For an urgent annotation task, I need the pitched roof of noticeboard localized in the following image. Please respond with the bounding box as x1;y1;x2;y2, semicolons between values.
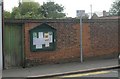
29;23;56;31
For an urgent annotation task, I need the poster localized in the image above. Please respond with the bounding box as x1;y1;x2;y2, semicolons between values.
38;32;43;38
44;32;49;41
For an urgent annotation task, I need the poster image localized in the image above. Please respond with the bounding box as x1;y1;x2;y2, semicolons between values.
44;32;49;41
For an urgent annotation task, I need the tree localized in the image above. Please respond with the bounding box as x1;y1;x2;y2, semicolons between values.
11;2;43;19
40;2;66;19
75;13;89;19
109;0;120;16
4;10;11;18
7;1;66;19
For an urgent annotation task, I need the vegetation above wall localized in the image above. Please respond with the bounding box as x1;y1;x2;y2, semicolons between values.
109;0;120;16
4;1;66;19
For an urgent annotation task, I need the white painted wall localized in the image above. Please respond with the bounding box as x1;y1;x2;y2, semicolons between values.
0;0;2;78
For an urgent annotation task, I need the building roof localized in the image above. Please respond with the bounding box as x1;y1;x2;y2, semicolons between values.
99;16;120;19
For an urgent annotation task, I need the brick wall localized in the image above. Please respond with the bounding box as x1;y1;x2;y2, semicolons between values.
24;21;90;66
89;20;118;59
23;19;118;66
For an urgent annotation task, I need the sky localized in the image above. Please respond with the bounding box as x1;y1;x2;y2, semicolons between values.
3;0;115;17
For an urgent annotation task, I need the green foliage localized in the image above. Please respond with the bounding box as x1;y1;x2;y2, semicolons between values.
38;1;66;19
75;13;89;19
11;7;21;19
4;11;11;18
19;2;40;15
82;14;89;19
109;0;120;16
11;2;43;19
4;1;66;19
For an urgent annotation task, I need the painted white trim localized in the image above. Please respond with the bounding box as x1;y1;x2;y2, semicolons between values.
0;0;2;78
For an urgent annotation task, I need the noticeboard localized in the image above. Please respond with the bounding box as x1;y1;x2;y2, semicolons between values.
29;23;56;52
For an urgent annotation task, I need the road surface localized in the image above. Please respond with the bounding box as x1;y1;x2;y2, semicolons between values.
60;70;118;78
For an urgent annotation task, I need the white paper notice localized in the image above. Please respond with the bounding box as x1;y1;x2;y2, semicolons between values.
33;38;38;45
33;38;45;44
49;35;52;43
45;43;50;47
36;45;42;49
38;32;43;38
33;32;37;38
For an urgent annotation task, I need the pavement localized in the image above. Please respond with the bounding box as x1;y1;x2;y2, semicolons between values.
2;58;118;78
